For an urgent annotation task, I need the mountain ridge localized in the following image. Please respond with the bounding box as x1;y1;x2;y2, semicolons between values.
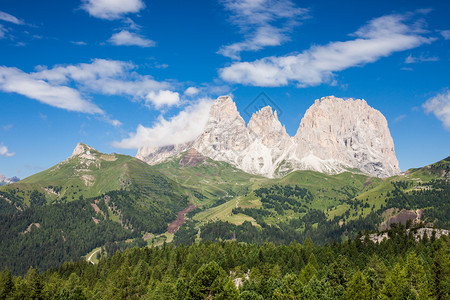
0;173;20;186
137;95;400;178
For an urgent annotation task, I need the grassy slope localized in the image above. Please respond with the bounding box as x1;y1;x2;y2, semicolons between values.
0;145;196;270
151;152;267;207
2;144;448;249
0;146;188;207
171;155;449;232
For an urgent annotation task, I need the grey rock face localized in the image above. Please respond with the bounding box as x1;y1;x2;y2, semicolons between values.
136;141;194;165
294;96;400;177
136;95;401;178
192;96;252;165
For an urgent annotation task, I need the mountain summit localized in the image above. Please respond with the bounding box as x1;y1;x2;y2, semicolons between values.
137;96;400;178
0;173;20;186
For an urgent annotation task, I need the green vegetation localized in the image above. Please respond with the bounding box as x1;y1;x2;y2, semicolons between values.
1;148;449;278
0;226;448;299
0;147;188;275
171;156;449;249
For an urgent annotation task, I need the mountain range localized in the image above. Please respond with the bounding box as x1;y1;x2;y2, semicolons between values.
0;96;448;275
0;173;19;186
137;96;400;178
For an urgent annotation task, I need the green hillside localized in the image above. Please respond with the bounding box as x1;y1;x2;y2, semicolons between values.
1;144;448;275
171;155;449;247
0;143;181;207
0;144;189;274
151;151;266;207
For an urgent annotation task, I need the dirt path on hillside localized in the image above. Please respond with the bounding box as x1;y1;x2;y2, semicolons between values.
88;249;100;264
167;203;197;234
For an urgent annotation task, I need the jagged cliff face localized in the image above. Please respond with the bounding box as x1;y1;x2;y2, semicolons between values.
242;106;295;176
294;96;400;177
192;96;251;164
136;95;401;178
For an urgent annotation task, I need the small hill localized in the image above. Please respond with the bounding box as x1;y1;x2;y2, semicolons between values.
0;143;189;274
0;143;184;207
406;156;450;181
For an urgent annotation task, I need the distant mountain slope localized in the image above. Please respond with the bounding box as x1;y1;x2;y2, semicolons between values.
0;143;189;274
151;149;264;208
0;143;185;207
173;155;449;246
406;156;450;181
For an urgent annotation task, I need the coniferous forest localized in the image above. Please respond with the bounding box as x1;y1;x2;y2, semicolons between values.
0;225;448;299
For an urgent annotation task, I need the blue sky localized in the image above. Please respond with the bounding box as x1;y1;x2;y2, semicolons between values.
0;0;449;178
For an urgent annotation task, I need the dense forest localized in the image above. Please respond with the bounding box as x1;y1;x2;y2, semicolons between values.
0;225;448;299
0;184;187;275
384;179;450;228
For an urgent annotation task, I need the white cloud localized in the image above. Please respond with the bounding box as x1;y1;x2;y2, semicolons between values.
219;0;308;60
0;144;15;157
0;66;103;114
220;13;434;87
113;98;214;149
404;54;438;64
146;90;180;108
2;124;13;131
184;87;200;96
108;30;155;47
0;59;180;120
71;41;87;45
81;0;145;20
441;30;450;40
393;114;407;123
0;11;23;25
101;116;122;127
32;59;171;102
423;90;450;130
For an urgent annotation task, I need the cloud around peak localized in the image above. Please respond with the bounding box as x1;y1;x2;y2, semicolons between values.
113;98;214;149
220;13;435;87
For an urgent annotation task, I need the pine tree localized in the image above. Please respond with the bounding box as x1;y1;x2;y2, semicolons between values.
25;267;43;300
404;252;430;299
187;261;228;299
345;270;371;300
431;241;450;300
0;268;13;299
379;263;415;300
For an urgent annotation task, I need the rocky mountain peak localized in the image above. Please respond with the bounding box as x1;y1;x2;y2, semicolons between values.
0;173;20;186
71;143;95;157
208;95;240;122
193;96;251;163
247;105;287;142
294;96;400;177
136;95;401;178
